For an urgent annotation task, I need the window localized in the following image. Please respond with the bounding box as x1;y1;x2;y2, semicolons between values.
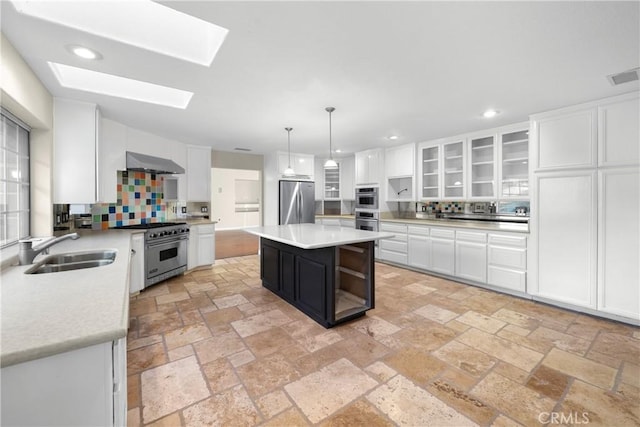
1;110;30;248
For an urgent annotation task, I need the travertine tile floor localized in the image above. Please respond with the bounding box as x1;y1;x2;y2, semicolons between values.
127;255;640;426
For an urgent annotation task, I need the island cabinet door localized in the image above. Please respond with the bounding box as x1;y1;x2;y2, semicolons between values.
280;251;295;300
295;255;329;326
261;244;280;293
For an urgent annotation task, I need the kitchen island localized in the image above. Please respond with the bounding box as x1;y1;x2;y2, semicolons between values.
246;224;395;327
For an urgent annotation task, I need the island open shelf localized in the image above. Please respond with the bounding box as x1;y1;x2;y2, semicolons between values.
246;224;394;327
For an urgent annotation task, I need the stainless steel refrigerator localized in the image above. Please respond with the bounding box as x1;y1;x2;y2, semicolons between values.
279;180;316;225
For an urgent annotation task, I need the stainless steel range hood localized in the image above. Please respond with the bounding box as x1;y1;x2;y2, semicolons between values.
126;151;185;174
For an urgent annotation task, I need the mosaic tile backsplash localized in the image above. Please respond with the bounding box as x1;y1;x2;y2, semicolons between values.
92;171;166;229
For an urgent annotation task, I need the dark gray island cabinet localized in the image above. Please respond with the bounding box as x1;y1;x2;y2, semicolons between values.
246;224;395;327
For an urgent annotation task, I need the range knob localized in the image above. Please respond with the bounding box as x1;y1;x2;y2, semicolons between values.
149;233;156;238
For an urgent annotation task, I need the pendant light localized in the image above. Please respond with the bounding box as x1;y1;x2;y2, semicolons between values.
324;107;338;169
283;127;295;176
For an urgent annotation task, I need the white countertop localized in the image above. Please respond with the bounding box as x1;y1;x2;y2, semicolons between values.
0;230;133;367
246;224;395;249
380;217;529;233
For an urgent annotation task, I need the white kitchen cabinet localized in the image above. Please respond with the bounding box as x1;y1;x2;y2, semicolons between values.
598;95;639;167
340;218;355;228
417;143;441;200
385;143;415;178
187;145;211;202
97;118;126;203
597;167;640;319
430;227;455;276
278;152;314;179
385;144;415;202
53;98;98;204
530;92;639;323
340;156;355;200
468;134;496;199
1;338;126;426
455;230;487;283
407;225;430;270
314;158;325;200
324;161;341;199
378;222;408;265
442;140;465;199
531;170;598;309
188;223;216;270
499;127;529;198
487;233;527;292
533;107;596;171
355;148;383;186
129;233;145;294
322;218;341;227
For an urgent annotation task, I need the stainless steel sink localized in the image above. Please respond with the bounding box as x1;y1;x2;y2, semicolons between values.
25;250;117;274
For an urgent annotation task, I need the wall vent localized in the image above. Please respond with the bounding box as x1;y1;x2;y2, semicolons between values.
607;68;639;86
234;147;252;152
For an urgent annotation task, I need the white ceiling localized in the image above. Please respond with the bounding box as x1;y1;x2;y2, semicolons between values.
2;1;639;157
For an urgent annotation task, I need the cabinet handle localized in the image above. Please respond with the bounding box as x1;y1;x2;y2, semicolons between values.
131;249;136;255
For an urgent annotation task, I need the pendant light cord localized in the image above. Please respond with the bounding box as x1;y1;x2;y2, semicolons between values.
326;107;335;161
285;127;293;168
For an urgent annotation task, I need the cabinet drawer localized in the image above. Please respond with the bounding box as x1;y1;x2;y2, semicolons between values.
488;266;526;292
196;223;215;234
488;234;527;248
379;248;408;265
340;219;355;228
380;222;408;233
456;230;487;243
430;228;455;239
380;239;408;253
488;246;526;269
407;225;429;236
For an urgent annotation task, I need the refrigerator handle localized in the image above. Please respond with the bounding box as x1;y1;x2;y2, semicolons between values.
299;187;303;222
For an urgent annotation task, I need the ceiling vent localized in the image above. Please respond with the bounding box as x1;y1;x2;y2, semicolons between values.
234;147;252;152
607;68;640;86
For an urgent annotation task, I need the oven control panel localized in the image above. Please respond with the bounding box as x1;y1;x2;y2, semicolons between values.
146;225;190;240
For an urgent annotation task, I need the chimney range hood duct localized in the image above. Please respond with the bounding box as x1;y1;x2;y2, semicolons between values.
126;151;185;174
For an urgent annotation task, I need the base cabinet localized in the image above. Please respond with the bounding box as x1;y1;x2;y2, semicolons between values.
260;238;374;327
597;167;640;318
188;223;216;270
455;231;487;283
430;228;455;276
1;338;126;426
129;233;145;294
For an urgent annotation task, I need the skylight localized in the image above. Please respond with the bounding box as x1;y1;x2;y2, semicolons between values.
12;0;228;66
49;62;193;109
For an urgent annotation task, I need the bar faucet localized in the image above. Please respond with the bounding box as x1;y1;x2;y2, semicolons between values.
18;233;80;265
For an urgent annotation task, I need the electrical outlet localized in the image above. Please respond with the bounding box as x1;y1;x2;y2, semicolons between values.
181;206;187;214
201;206;208;213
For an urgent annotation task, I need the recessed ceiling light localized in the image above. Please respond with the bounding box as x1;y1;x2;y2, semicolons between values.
12;0;228;66
48;62;193;109
66;45;102;60
388;135;399;140
335;149;342;153
483;109;499;118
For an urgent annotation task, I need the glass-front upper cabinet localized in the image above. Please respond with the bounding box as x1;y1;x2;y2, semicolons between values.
443;140;465;199
469;135;496;198
421;145;440;199
500;129;529;198
324;162;340;199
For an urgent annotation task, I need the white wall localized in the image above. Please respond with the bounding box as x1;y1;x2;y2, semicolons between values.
1;33;54;237
211;168;261;229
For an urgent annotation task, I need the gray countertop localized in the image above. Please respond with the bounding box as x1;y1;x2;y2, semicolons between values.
0;230;134;367
246;224;395;249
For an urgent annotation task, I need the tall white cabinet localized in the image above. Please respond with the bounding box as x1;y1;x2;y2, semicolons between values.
530;91;639;323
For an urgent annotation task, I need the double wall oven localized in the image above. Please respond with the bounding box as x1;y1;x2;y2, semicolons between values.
118;222;189;288
355;187;380;232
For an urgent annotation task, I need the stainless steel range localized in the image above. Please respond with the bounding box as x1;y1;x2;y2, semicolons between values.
118;222;189;288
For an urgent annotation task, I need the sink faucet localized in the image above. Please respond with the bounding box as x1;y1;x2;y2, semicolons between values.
18;233;80;265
